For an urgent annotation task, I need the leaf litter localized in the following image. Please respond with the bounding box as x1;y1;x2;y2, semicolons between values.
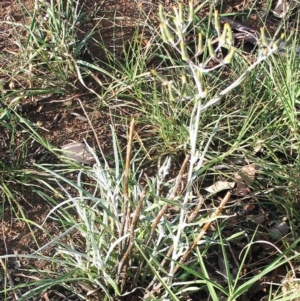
197;161;298;300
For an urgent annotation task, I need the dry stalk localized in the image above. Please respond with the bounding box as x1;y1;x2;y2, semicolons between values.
118;188;147;292
187;192;205;223
173;191;232;273
75;97;107;164
134;129;152;160
146;154;190;246
145;192;205;291
141;154;190;289
117;118;135;291
119;118;135;241
145;191;232;299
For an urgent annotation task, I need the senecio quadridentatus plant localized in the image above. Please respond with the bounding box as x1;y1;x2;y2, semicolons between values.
152;2;295;111
149;2;296;286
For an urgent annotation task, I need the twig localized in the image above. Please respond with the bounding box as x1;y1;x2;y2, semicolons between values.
227;242;240;271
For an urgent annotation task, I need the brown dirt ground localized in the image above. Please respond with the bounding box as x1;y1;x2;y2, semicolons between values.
0;0;297;300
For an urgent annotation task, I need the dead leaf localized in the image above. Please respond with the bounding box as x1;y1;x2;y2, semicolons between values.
232;164;257;196
248;213;266;225
272;0;289;18
61;142;95;165
268;220;289;239
243;203;255;213
204;181;235;194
